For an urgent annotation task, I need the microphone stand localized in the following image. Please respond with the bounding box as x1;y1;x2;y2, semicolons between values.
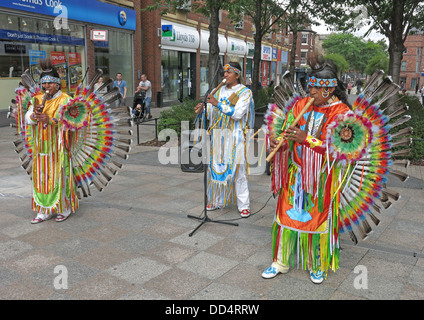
187;56;239;237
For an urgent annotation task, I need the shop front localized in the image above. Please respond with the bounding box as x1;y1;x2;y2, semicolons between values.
261;44;272;87
245;41;254;87
0;0;136;124
161;20;199;104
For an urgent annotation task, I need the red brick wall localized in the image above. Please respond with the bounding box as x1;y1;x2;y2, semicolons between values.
400;33;424;90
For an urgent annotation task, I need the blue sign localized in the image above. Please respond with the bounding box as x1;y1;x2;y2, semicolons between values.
281;50;288;64
272;48;278;61
29;50;46;65
0;0;136;30
0;29;85;45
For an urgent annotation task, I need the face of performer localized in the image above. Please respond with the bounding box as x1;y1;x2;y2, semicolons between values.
309;86;335;106
224;69;240;88
44;82;60;97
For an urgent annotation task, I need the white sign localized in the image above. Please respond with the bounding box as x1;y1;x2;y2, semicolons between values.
200;29;227;54
227;37;246;57
161;20;199;52
91;30;107;41
261;45;272;61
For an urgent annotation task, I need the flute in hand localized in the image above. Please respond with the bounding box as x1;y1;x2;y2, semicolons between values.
266;97;315;162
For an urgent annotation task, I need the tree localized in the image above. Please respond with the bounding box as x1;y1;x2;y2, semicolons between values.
143;0;230;88
227;0;288;96
322;33;388;74
314;0;424;86
365;53;389;75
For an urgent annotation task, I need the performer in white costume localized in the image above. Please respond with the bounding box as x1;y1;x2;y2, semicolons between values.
195;62;255;218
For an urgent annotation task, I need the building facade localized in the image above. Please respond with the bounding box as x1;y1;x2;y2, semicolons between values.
0;0;139;125
400;31;424;91
139;3;292;107
1;0;313;125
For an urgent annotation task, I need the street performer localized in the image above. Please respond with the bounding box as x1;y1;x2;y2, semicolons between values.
194;61;255;218
25;59;78;223
262;56;350;283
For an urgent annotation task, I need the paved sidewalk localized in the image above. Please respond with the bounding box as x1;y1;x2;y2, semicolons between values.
1;109;424;302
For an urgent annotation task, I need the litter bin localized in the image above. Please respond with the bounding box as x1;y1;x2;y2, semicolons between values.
156;91;163;108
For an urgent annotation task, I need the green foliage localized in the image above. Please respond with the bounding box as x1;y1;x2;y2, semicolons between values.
158;98;200;136
388;95;424;162
324;53;349;75
365;53;389;75
253;88;273;111
322;33;388;73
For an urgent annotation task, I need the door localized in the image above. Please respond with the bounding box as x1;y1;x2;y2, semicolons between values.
178;52;192;101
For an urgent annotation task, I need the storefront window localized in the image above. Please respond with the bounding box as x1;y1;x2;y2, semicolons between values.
94;30;133;96
200;54;209;96
0;13;85;108
161;49;179;103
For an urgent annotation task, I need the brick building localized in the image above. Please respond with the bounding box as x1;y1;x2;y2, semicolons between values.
137;1;294;106
0;0;314;124
400;30;424;91
0;0;138;125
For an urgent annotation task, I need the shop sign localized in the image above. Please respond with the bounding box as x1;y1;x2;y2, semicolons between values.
0;0;136;30
161;25;174;38
161;20;199;51
91;30;108;41
0;29;84;45
272;48;278;61
281;50;288;64
200;29;226;54
261;45;272;61
227;37;246;57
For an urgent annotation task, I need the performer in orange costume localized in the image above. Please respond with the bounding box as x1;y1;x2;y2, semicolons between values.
262;57;350;284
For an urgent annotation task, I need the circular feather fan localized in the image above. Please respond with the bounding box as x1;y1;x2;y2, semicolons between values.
60;99;92;130
327;111;374;163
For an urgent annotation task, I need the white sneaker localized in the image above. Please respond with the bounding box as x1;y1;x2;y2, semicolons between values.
262;262;289;279
310;269;325;284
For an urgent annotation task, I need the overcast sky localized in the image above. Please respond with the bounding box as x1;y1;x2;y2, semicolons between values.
312;20;387;43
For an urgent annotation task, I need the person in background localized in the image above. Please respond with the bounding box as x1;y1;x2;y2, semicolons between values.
113;73;127;107
139;74;152;119
421;84;424;106
347;82;352;94
94;76;107;94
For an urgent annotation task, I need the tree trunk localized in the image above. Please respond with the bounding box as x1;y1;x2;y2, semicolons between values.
251;0;263;97
289;29;298;83
208;3;221;89
386;0;406;111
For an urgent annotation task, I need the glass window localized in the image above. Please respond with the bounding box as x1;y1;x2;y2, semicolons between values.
401;61;407;71
200;54;209;96
95;30;133;96
161;49;179;102
0;12;86;109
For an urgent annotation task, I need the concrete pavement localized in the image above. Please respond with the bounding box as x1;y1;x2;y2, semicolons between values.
0;105;424;303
